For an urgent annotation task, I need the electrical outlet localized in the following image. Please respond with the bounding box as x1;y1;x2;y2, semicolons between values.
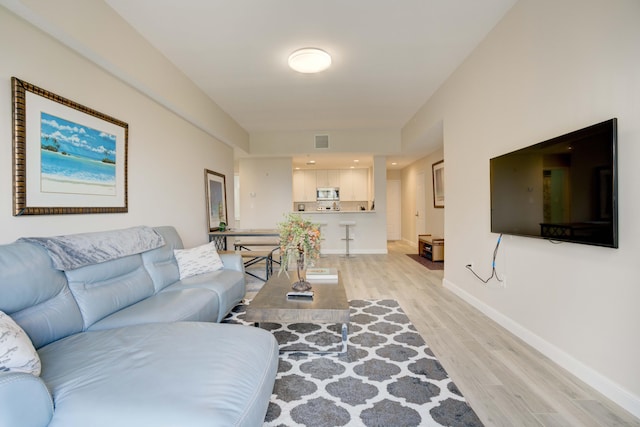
500;275;507;287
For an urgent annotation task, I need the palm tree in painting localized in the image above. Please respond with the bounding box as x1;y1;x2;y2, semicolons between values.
41;135;61;153
101;146;115;164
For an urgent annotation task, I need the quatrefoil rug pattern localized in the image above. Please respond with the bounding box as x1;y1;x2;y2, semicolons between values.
223;299;483;427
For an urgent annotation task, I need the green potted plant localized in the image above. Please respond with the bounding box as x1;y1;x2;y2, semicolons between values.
277;213;321;291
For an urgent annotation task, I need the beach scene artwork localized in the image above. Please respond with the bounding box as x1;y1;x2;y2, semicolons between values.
40;112;117;196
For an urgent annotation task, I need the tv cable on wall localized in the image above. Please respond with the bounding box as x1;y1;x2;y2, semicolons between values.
466;234;503;285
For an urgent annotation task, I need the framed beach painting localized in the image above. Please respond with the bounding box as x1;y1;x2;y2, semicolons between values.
11;77;128;215
205;169;228;231
432;160;444;208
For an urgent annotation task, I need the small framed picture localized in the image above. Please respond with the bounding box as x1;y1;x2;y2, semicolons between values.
432;160;444;208
205;169;228;231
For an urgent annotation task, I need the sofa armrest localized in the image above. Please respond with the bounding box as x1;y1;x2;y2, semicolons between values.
0;372;53;427
219;253;244;273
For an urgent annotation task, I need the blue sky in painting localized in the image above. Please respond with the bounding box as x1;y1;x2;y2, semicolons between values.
40;112;116;162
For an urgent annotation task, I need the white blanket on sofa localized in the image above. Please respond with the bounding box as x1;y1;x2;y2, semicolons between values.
19;226;165;271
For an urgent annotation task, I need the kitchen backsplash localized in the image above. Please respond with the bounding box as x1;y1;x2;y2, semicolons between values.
293;201;369;212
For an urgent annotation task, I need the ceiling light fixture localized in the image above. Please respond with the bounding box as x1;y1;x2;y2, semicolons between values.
288;48;332;74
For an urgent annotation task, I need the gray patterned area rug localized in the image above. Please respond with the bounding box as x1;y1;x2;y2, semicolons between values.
223;299;484;427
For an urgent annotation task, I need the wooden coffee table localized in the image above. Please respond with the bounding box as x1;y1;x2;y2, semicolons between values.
245;270;350;354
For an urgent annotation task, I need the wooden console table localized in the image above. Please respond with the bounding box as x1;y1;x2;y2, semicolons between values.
418;234;444;262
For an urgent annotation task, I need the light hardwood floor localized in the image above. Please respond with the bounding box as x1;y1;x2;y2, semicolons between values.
294;241;639;427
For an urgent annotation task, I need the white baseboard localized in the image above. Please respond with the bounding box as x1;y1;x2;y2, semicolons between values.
402;237;417;246
443;278;640;419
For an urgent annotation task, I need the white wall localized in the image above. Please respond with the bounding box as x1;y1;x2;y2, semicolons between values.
400;148;445;244
371;155;388;251
238;157;293;228
240;156;388;253
250;129;400;156
0;0;249;151
403;0;640;416
0;6;237;247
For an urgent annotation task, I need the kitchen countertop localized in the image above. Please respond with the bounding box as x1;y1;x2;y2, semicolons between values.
294;210;375;214
286;209;386;254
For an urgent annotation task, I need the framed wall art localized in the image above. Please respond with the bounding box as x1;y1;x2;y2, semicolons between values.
12;77;128;215
205;169;228;231
432;159;445;208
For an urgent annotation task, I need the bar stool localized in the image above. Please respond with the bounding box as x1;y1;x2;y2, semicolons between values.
339;221;356;257
317;221;328;257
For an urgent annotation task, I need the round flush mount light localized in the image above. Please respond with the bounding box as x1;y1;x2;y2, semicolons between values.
288;48;332;73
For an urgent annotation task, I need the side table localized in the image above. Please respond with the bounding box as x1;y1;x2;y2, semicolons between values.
418;234;444;262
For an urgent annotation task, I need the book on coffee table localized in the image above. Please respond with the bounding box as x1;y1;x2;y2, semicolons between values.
286;291;314;301
306;267;338;282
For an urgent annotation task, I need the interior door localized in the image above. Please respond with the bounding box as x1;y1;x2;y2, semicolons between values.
386;180;401;240
416;172;426;238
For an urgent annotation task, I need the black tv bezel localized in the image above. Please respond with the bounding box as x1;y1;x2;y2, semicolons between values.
489;118;618;248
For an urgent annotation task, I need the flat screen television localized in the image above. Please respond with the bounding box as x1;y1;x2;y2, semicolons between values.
490;118;618;248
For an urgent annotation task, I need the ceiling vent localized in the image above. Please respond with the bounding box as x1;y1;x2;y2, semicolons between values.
315;134;329;149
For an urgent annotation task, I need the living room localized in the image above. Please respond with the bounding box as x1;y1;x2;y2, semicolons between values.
1;0;638;425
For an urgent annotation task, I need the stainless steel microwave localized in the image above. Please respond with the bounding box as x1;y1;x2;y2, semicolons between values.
316;187;339;201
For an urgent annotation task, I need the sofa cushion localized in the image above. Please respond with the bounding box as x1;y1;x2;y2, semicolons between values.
39;322;279;427
0;311;41;376
162;269;245;322
174;242;224;279
141;226;183;292
0;242;83;349
10;287;85;350
88;288;219;331
0;242;68;314
142;227;245;293
65;254;156;330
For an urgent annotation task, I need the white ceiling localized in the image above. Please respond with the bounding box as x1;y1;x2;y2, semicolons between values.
105;0;516;167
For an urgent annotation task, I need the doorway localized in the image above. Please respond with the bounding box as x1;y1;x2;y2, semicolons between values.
416;172;426;237
386;180;401;240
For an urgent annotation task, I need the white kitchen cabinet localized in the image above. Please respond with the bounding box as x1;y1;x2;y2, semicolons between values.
339;169;368;201
293;170;317;201
316;169;340;187
329;170;340;187
352;168;368;201
339;170;354;201
303;170;317;201
292;170;305;201
295;168;367;202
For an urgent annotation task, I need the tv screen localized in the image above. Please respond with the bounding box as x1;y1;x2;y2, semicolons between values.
490;118;618;248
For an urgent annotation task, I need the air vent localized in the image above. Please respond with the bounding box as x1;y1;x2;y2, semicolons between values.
315;134;329;149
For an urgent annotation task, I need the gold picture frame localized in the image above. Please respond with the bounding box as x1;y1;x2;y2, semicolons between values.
12;77;128;215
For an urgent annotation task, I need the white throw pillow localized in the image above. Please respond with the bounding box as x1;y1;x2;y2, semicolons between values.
174;242;224;280
0;311;41;376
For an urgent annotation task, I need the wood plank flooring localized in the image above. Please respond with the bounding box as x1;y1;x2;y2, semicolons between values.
298;241;640;426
